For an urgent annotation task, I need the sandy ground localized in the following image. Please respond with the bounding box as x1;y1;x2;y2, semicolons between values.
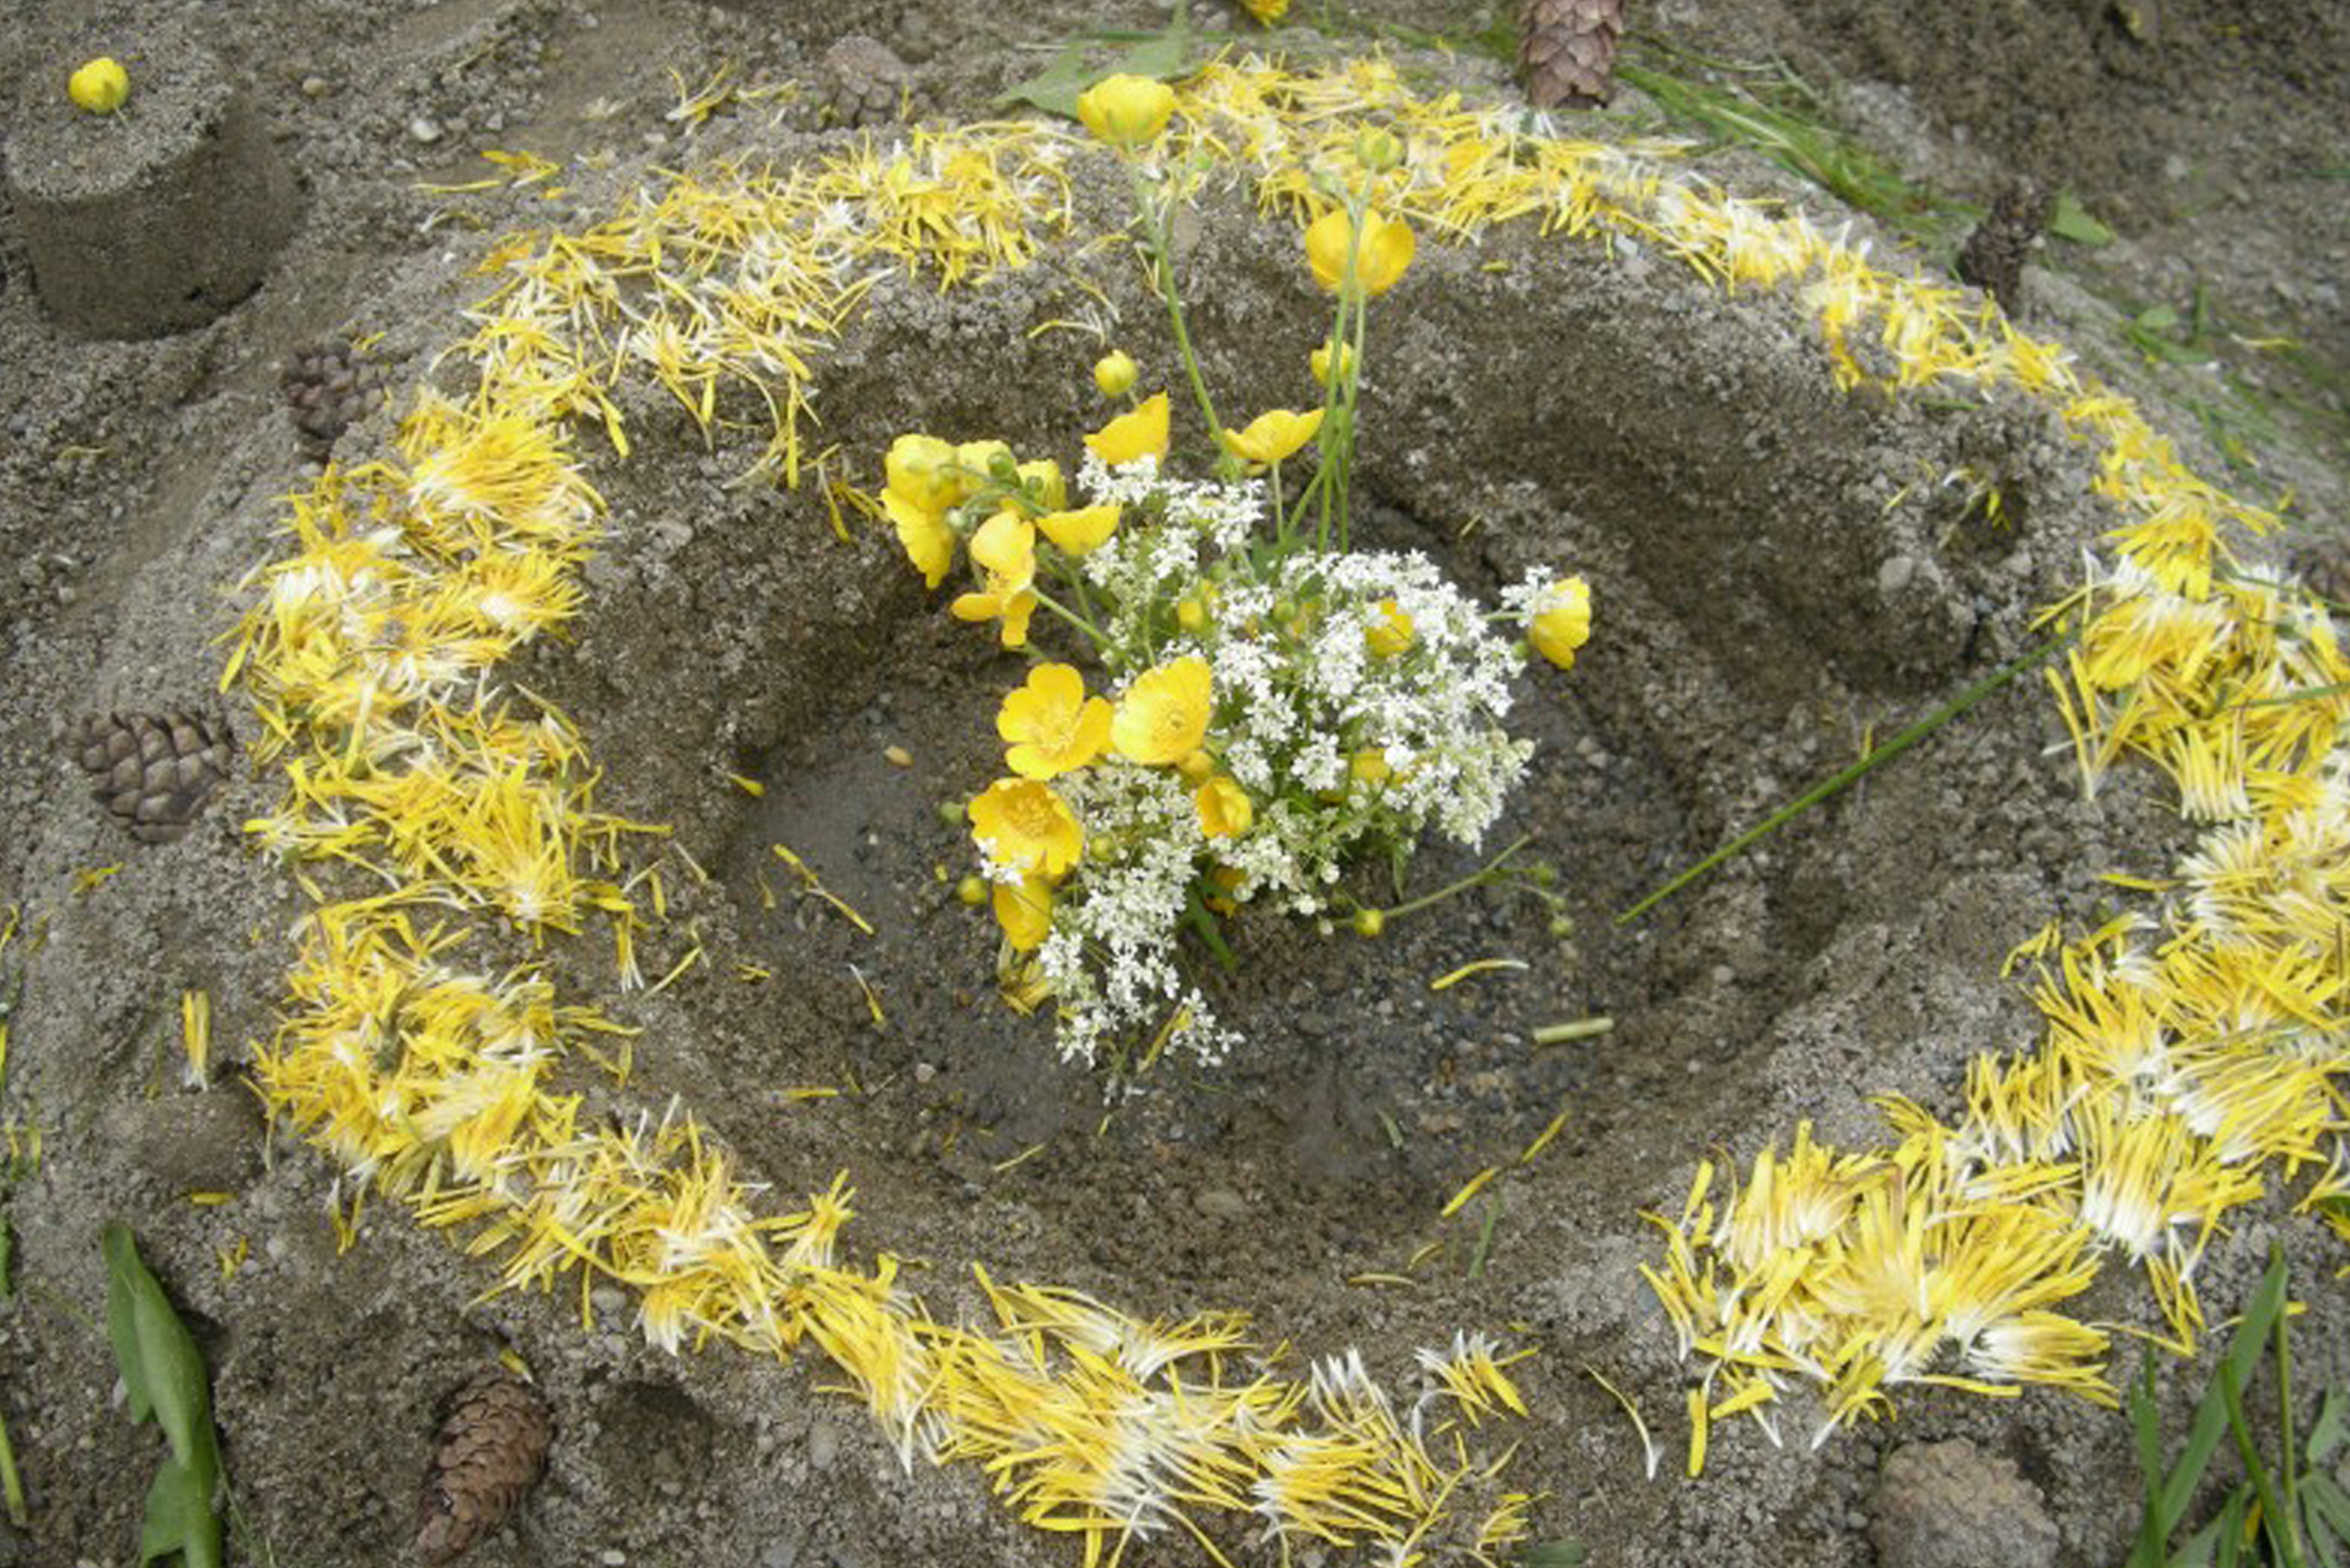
1;1;2345;1565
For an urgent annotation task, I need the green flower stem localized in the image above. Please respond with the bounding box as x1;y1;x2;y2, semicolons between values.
0;1403;25;1529
1615;635;2071;924
1371;832;1533;921
1129;166;1221;444
1029;587;1113;651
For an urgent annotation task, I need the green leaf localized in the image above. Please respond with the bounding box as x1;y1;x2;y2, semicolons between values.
139;1450;223;1568
996;1;1204;120
2306;1388;2344;1464
1000;43;1095;121
2215;1488;2248;1568
103;1225;212;1470
1517;1544;1590;1568
2308;1472;2350;1536
103;1224;156;1427
2049;191;2115;246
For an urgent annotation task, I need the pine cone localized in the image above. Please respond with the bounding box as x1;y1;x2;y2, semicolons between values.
73;710;236;845
822;36;918;129
280;337;388;462
1955;179;2048;317
1519;0;1623;110
416;1370;552;1566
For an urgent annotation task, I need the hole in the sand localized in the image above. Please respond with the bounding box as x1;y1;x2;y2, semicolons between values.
502;198;2078;1309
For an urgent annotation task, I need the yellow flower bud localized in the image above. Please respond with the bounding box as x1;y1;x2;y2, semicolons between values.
993;872;1057;951
1075;73;1176;149
1092;350;1138;399
68;56;131;115
1176;747;1216;785
1309;339;1355;388
1351;908;1386;938
1194;773;1253;839
1528;575;1594;671
955;874;988;906
1355;127;1402;172
1349;748;1392;787
1175;596;1207;633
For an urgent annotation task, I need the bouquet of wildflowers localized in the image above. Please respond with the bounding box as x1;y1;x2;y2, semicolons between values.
872;76;1594;1068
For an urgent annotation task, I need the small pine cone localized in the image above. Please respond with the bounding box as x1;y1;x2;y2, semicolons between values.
73;709;236;845
416;1370;552;1566
1955;179;2048;317
822;36;917;129
279;337;388;462
1519;0;1623;110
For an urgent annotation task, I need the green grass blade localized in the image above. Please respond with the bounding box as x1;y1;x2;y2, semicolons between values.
2279;1279;2307;1567
2131;1351;2172;1568
2215;1489;2248;1568
1618;637;2067;923
2163;1250;2291;1534
2221;1356;2303;1568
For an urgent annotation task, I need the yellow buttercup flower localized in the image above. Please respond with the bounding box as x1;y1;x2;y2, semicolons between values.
1221;407;1325;466
953;440;1013;503
1038;504;1120;556
969;510;1035;582
885;432;961;513
1365;599;1415;657
1195;774;1253;839
1306;208;1417;297
1017;458;1066;512
998;664;1112;780
950;512;1040;647
1075;73;1175;149
69;56;131;114
971;778;1084;877
1093;350;1138;400
1085;392;1169;467
883;489;955;588
1350;747;1393;786
993;872;1056;951
1242;0;1290;22
1112;656;1213;764
1529;576;1593;670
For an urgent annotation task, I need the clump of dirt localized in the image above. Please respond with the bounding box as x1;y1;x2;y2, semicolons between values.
0;3;2344;1568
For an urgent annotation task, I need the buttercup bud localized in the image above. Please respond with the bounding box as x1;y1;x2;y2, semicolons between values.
68;55;131;115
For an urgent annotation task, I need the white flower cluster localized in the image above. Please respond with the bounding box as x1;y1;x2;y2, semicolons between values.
1037;763;1240;1069
1021;466;1544;1069
1201;550;1532;913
